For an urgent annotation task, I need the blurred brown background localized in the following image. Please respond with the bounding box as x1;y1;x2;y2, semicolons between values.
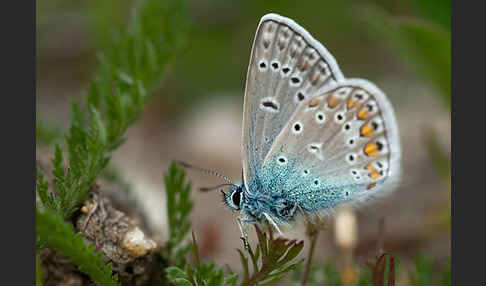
36;0;450;277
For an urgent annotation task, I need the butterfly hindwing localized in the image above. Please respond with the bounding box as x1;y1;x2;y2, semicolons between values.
242;14;344;191
261;80;401;215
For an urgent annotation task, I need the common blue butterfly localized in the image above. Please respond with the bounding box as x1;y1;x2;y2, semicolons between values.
188;13;401;247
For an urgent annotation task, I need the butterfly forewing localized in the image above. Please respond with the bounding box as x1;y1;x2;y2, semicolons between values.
262;80;401;213
242;14;344;191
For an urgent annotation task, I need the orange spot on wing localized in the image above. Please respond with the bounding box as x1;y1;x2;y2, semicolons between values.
367;183;377;190
327;96;341;108
309;98;320;107
360;124;374;137
365;164;376;171
364;142;379;157
369;171;380;179
347;99;358;109
357;108;369;120
310;71;319;84
299;59;308;70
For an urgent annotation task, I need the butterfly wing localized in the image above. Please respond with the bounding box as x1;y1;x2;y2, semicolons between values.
261;79;401;216
242;13;345;192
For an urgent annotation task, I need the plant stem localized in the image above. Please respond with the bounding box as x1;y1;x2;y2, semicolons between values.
376;217;385;256
301;224;319;286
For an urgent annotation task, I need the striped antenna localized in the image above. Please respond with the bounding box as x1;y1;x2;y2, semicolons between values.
177;161;235;185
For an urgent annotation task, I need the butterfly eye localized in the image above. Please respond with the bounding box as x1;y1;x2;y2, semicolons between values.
230;189;242;210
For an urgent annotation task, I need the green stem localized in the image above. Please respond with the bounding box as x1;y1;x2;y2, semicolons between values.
300;227;319;286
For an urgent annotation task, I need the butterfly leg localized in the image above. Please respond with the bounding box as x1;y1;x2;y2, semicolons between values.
237;216;250;250
263;212;283;235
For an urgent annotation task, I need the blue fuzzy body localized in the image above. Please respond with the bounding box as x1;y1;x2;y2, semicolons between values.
225;154;360;225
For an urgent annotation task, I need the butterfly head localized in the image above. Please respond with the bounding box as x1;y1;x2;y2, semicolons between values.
223;184;298;225
222;184;245;210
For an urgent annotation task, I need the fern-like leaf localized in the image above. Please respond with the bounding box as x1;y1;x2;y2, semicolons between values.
36;208;119;286
239;226;304;286
35;0;189;220
36;254;43;286
164;161;194;267
166;231;239;286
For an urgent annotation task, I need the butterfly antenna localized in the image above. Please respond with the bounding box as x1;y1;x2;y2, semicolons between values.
177;161;235;185
199;183;235;192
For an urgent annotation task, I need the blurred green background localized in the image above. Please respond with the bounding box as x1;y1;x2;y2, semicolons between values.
36;0;450;283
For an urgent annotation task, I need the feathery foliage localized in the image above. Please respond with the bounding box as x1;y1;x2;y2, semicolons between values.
36;170;54;211
36;208;120;286
238;226;304;286
166;231;239;286
36;116;61;146
166;226;304;286
36;254;43;286
35;0;189;220
165;162;194;267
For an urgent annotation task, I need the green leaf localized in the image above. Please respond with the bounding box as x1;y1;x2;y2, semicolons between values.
223;273;238;286
412;0;450;28
36;116;61;146
410;253;432;286
36;254;43;286
164;161;194;267
398;19;450;106
37;0;189;220
36;170;55;212
356;266;373;286
247;244;260;275
166;265;194;286
36;208;119;286
239;226;304;286
166;266;192;286
323;262;341;286
440;262;451;286
425;131;450;181
172;278;194;286
168;231;239;286
237;249;250;282
362;5;450;108
276;240;304;266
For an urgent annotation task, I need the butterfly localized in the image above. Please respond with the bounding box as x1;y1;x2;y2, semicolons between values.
186;13;401;248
